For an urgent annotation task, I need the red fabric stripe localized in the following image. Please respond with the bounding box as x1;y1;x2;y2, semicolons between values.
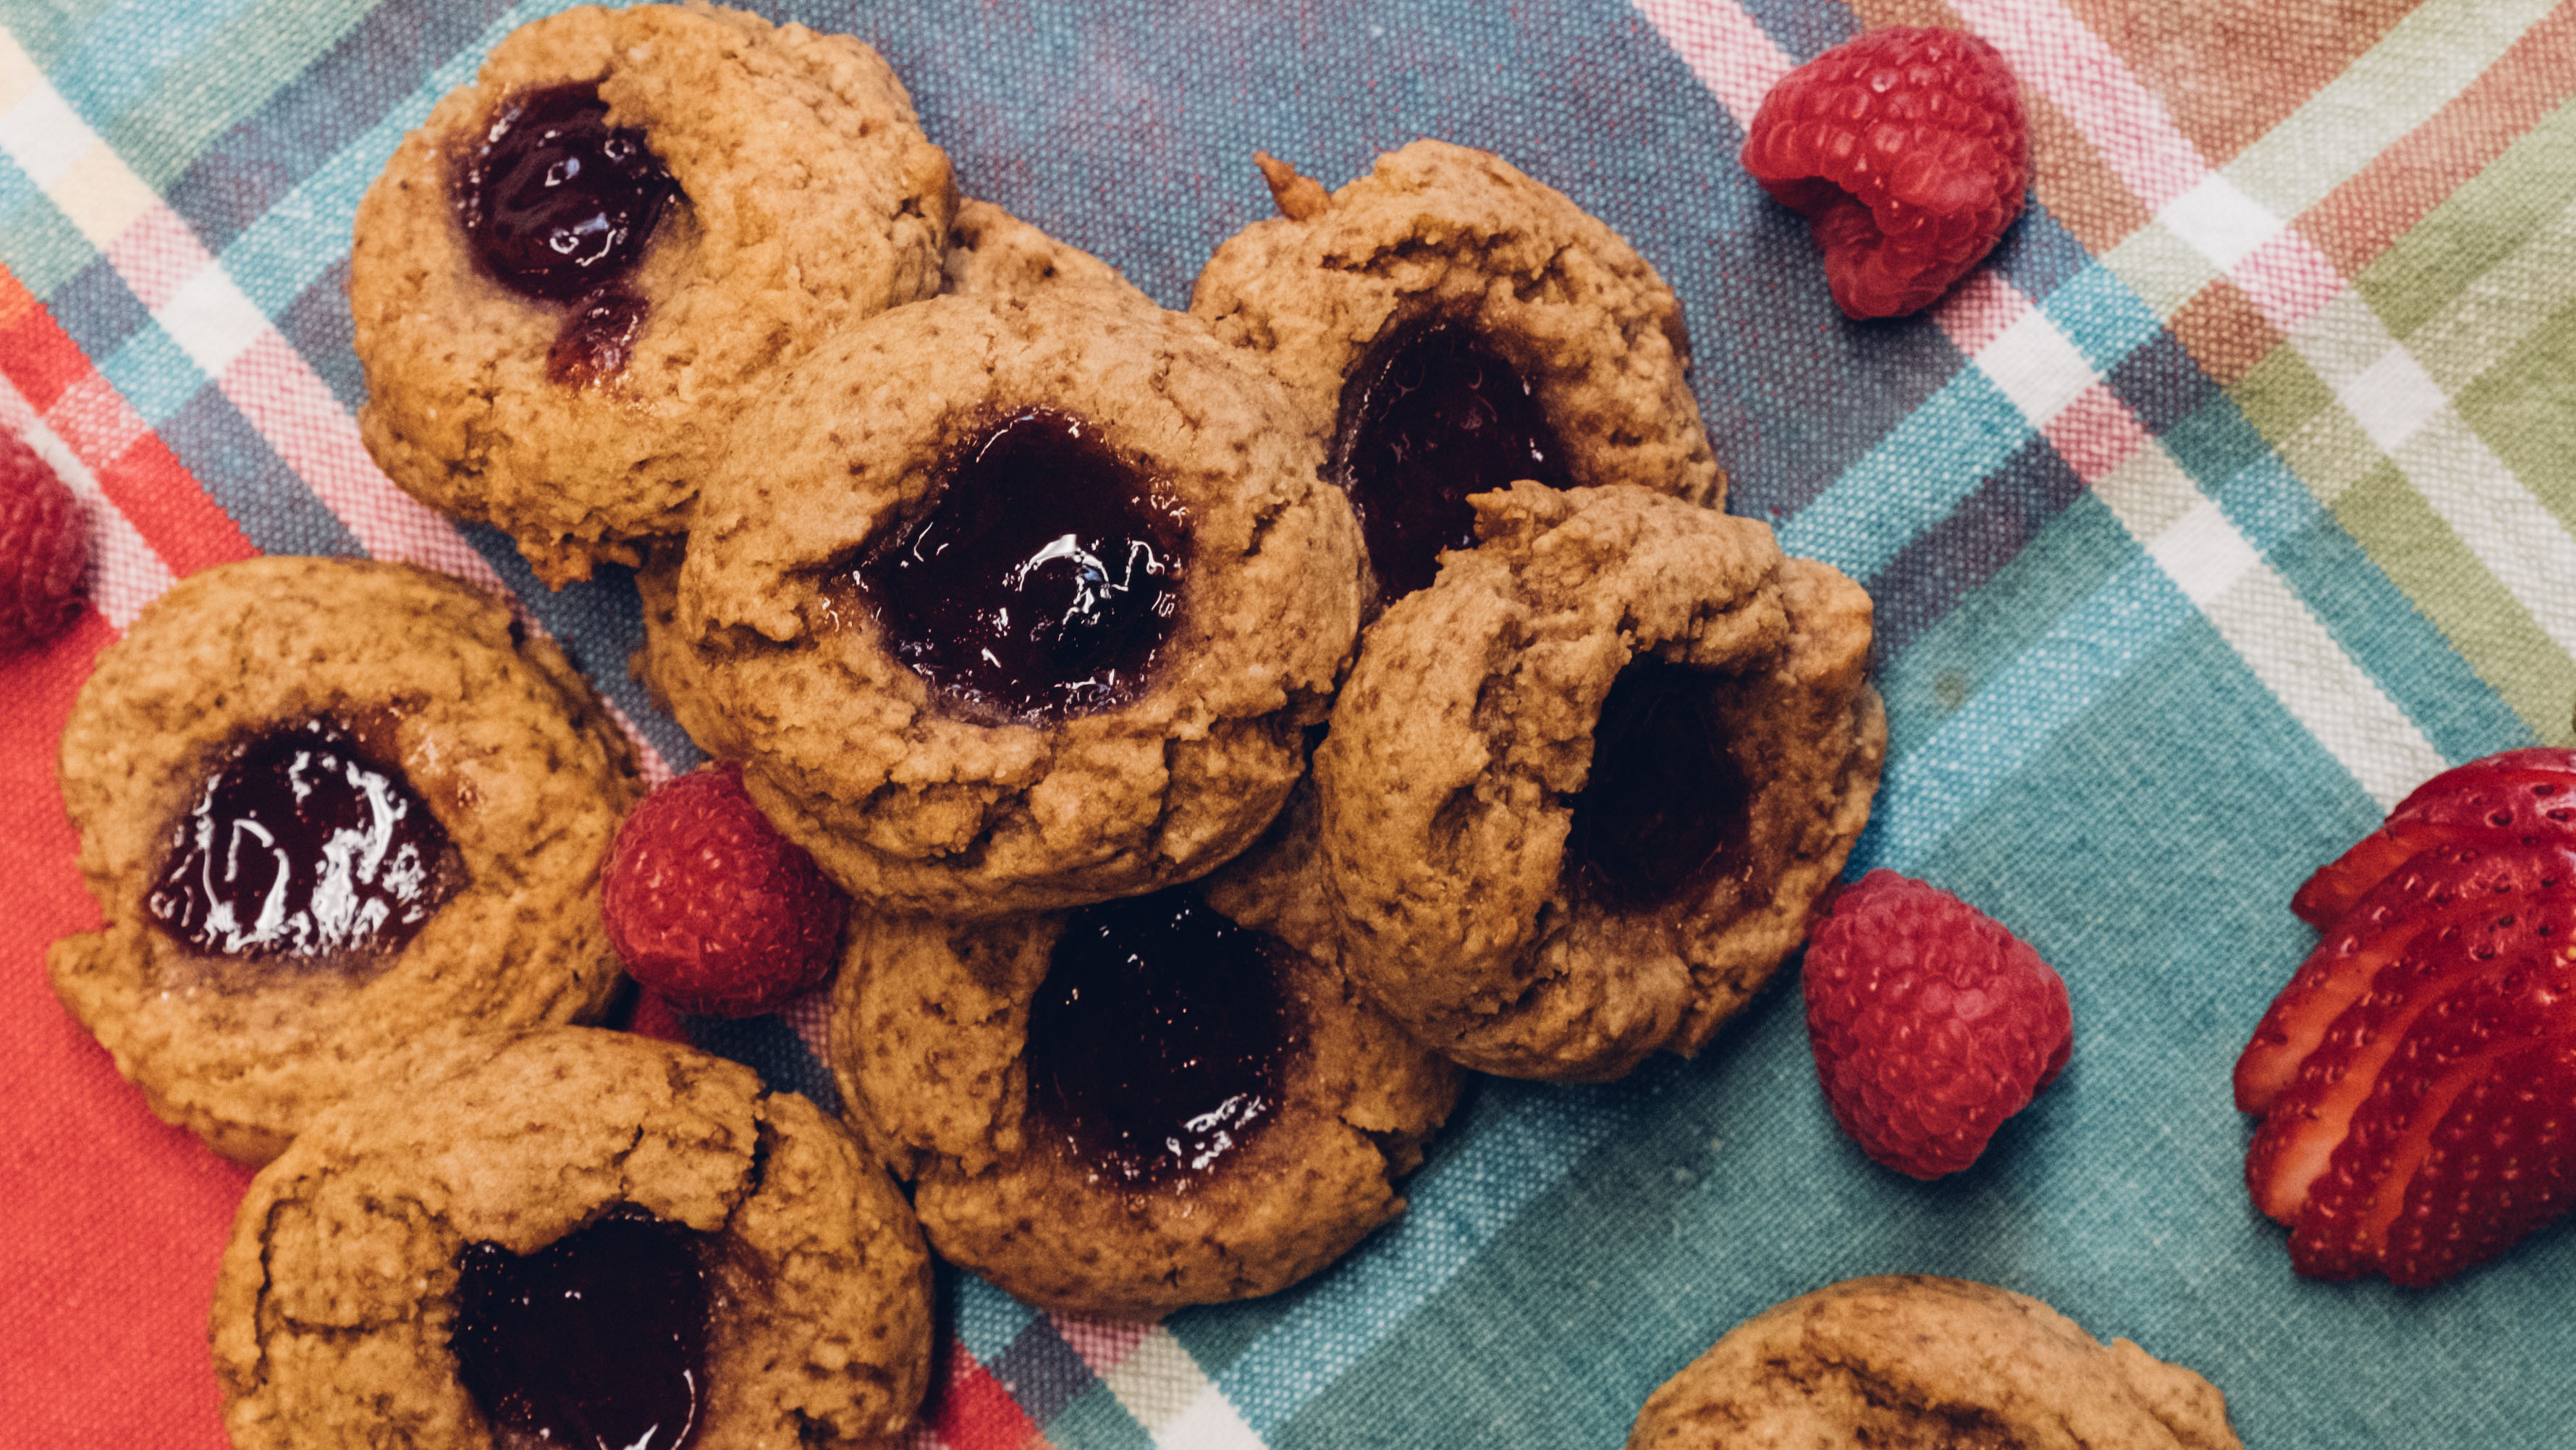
930;1337;1046;1450
0;610;248;1450
0;266;255;577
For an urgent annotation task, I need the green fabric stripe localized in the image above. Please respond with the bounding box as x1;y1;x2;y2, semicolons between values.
2222;0;2556;217
2452;290;2576;542
0;0;124;73
2400;193;2576;395
98;0;381;189
2353;98;2576;343
2328;461;2575;741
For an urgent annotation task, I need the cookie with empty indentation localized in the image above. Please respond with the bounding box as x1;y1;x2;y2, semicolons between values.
1314;482;1883;1082
48;557;640;1163
351;2;955;586
1627;1276;2241;1450
1191;138;1723;608
828;815;1459;1318
211;1028;933;1450
646;279;1361;920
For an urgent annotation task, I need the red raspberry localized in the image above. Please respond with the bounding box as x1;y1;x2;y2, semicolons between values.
0;428;90;650
1742;26;2031;319
600;762;850;1017
1802;870;2072;1179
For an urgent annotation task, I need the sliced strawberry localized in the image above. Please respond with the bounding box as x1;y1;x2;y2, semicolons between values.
2293;749;2576;927
2284;932;2576;1278
2243;887;2576;1228
2237;841;2576;1114
2379;1042;2576;1286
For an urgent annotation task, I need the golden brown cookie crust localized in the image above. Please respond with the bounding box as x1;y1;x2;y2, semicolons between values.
1314;483;1884;1082
352;1;955;585
1191;139;1723;597
211;1029;934;1450
48;557;641;1164
1627;1276;2242;1450
828;858;1459;1319
941;196;1152;309
651;284;1362;919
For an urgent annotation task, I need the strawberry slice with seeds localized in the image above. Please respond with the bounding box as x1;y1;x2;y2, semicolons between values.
2237;841;2576;1115
2242;886;2576;1228
2379;1042;2576;1286
2293;749;2576;928
2284;930;2576;1278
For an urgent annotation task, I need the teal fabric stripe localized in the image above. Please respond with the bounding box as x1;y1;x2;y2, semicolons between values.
1212;1082;1633;1433
222;1;575;316
956;1271;1040;1364
1860;533;2196;873
1775;364;2031;580
38;0;266;124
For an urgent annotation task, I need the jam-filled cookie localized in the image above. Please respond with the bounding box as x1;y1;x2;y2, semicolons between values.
351;2;955;586
1191;139;1723;607
648;282;1361;919
1315;483;1884;1082
828;827;1460;1319
48;557;640;1163
1628;1276;2242;1449
211;1028;933;1450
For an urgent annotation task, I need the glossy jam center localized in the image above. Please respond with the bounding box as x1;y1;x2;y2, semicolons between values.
1333;315;1574;604
1025;888;1297;1189
1565;657;1754;911
458;83;675;303
145;716;459;964
851;408;1187;721
451;1206;710;1450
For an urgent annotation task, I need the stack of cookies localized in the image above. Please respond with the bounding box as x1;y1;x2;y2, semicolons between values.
47;4;1896;1446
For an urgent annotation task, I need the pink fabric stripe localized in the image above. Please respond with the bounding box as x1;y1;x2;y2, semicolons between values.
1929;269;2030;355
2041;382;2152;481
1049;1315;1155;1375
100;206;200;312
216;332;502;582
2233;227;2349;330
1628;0;1793;130
40;369;146;465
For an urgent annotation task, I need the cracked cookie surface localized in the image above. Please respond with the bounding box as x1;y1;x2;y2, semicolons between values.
211;1028;933;1450
1315;483;1883;1082
351;1;955;585
648;279;1361;919
828;803;1458;1318
1627;1276;2242;1450
48;557;640;1164
1191;139;1723;604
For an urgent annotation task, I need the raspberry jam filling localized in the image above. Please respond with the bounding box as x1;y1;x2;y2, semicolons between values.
1333;314;1574;605
457;83;674;303
1564;657;1754;912
1025;889;1298;1190
145;715;460;966
451;1205;710;1450
849;408;1187;722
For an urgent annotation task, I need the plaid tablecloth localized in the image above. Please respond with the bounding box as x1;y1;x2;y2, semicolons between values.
6;1;2573;1446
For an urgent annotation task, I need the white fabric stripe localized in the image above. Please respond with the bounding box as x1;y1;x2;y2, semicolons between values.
1092;1325;1263;1447
2202;567;2449;806
0;371;177;631
1961;288;2441;808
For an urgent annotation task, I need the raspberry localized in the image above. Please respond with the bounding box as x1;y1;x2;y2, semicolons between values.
1741;26;2030;319
599;762;850;1017
1802;870;2072;1179
0;428;90;650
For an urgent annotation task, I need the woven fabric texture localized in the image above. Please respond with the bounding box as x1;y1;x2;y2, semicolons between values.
4;1;2573;1447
